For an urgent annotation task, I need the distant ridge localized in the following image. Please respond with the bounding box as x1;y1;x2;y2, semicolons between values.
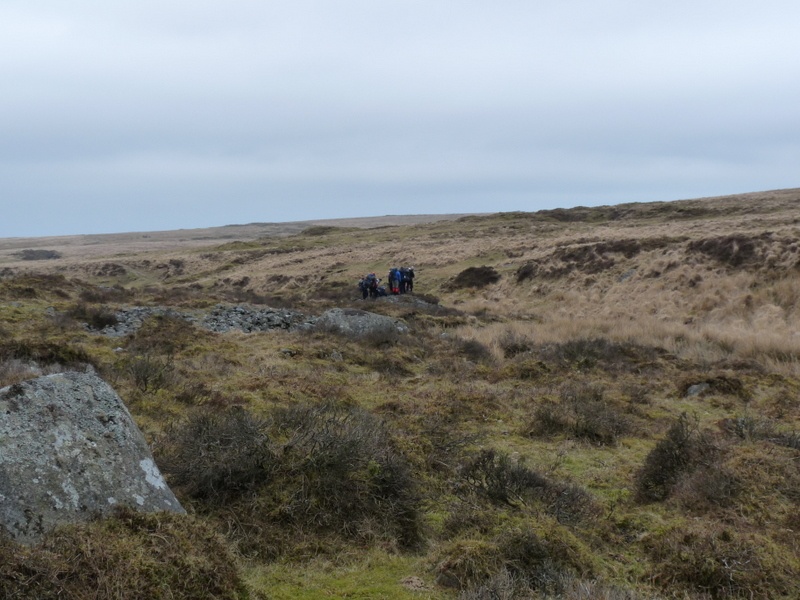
0;213;483;255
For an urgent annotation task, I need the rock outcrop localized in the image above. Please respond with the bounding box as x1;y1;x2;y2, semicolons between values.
314;308;408;340
0;372;184;544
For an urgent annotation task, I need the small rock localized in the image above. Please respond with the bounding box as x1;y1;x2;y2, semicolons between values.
400;576;429;591
686;382;711;397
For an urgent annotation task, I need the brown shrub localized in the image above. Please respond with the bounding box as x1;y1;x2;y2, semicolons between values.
67;302;119;330
452;266;501;289
525;383;629;446
121;352;175;392
671;466;741;511
79;285;134;303
436;528;590;594
0;340;92;370
269;402;422;548
126;314;202;355
687;234;762;268
645;523;798;599
0;507;248;600
156;407;273;504
458;449;598;524
526;401;571;438
498;331;533;358
457;338;494;363
635;414;718;502
165;403;423;554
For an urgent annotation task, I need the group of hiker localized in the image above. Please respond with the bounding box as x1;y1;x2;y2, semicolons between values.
359;267;415;299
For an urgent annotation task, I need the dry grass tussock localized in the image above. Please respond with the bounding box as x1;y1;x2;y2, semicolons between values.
3;188;800;599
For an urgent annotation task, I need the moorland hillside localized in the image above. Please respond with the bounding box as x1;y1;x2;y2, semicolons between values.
1;188;799;599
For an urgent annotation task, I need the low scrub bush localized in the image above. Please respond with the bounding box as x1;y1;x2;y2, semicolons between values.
270;402;422;548
645;523;798;599
635;414;718;502
525;383;629;445
526;401;571;438
441;505;498;539
437;528;589;595
460;448;549;507
418;413;480;475
671;466;741;510
570;402;629;447
79;285;133;303
127;314;201;355
452;266;501;289
498;331;533;358
457;569;523;600
497;528;584;594
0;339;92;370
0;274;71;300
687;234;761;268
67;302;119;330
156;407;273;504
161;403;423;553
0;507;248;600
459;449;597;524
457;338;494;363
122;352;175;392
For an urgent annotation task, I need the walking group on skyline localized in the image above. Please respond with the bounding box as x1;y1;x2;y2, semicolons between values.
359;267;415;299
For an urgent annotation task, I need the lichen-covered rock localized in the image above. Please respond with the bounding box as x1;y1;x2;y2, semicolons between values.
314;308;408;340
0;372;184;544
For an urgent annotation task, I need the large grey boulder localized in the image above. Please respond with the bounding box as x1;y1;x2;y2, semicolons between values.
314;308;408;340
0;371;184;544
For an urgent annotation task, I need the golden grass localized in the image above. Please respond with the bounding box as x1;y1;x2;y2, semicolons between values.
3;188;800;599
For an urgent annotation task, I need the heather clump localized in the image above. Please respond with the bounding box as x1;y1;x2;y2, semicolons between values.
0;508;248;600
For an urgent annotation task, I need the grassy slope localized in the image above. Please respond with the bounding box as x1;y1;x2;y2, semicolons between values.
1;188;800;599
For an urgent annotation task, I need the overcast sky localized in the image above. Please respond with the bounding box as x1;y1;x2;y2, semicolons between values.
2;1;798;237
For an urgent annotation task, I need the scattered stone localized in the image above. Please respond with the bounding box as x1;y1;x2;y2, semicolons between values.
83;304;317;337
202;304;314;333
0;372;184;544
91;306;192;338
82;303;410;342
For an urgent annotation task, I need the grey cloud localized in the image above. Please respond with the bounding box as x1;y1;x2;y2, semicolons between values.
1;1;799;236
